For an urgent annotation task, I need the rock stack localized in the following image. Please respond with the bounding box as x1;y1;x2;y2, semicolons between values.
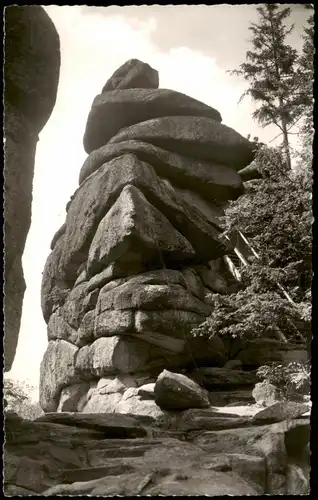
40;59;256;415
4;6;60;371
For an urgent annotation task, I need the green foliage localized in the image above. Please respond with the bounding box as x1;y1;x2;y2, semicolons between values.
192;145;311;347
229;4;314;169
192;289;308;343
213;6;313;358
256;361;311;399
224;146;312;300
295;6;314;170
4;378;43;420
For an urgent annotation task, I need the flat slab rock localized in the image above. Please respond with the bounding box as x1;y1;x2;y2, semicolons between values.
42;469;260;496
251;401;309;424
79;140;244;203
108;115;256;171
84;88;222;153
97;280;212;316
41;437;263;496
35;412;154;436
190;367;258;388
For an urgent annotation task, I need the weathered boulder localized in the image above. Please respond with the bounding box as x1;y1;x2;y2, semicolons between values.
252;380;282;406
61;154;230;282
50;223;66;250
57;383;91;412
84;88;222;153
85;270;208;343
79;141;244;202
137;383;156;399
95;310;134;338
74;377;163;417
87;184;196;275
116;396;164;419
96;375;138;395
251;401;309;425
40;340;80;413
134;310;205;337
97;281;212;316
75;310;95;346
47;308;77;343
75;336;153;378
285;463;310;494
61;284;99;330
4;6;60;370
154;369;210;410
102;58;159;92
108;116;256;170
41;240;70;324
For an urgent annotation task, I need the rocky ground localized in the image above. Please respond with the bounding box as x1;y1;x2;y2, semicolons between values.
4;373;310;496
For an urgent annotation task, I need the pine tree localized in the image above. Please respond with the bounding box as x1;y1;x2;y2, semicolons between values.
296;5;314;169
192;146;312;351
224;146;312;300
230;4;305;169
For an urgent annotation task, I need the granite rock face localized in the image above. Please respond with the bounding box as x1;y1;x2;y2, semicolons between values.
4;6;60;371
40;59;257;413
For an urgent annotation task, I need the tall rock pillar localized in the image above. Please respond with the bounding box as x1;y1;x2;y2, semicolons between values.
4;6;60;370
39;59;256;414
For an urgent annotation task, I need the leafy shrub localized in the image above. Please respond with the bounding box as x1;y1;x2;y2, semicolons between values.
191;288;309;344
224;145;312;301
256;361;311;400
4;378;44;420
192;144;311;349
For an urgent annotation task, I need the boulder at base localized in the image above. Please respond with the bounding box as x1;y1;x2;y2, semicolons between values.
154;369;210;410
252;380;282;407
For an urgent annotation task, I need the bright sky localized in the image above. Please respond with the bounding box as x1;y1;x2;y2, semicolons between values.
7;5;310;390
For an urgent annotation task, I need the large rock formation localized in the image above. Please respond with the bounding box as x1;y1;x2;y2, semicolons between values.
4;55;310;498
4;6;60;371
40;58;257;414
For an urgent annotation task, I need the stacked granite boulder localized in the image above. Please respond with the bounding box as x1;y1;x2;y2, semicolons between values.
40;59;256;415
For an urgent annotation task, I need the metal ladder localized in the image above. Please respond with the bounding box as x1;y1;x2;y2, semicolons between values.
223;229;294;303
222;229;307;344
